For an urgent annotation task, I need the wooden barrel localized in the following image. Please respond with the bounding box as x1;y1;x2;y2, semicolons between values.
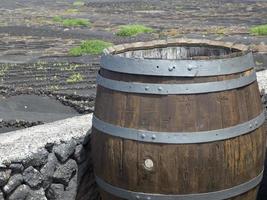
91;39;266;200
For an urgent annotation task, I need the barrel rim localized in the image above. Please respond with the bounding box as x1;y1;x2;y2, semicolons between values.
101;39;253;77
103;38;250;60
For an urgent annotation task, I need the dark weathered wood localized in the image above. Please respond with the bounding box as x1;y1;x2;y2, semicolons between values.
92;42;266;200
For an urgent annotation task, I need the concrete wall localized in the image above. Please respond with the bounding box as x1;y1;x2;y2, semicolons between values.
0;114;99;200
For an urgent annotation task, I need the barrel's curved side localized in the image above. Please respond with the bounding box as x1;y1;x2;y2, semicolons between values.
91;79;266;200
91;49;266;200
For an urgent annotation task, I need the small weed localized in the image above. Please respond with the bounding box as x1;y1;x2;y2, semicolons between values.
0;65;9;77
176;6;184;11
60;64;79;71
49;85;60;90
256;61;263;66
214;27;228;35
162;29;180;37
53;16;90;27
53;16;63;22
250;24;267;36
116;24;154;37
66;73;84;83
73;1;85;6
62;18;90;27
64;9;79;14
69;40;113;56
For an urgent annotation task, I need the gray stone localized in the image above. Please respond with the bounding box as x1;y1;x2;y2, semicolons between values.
82;129;91;146
0;164;7;169
8;184;30;200
53;159;77;186
26;188;47;200
10;164;24;173
0;169;11;186
74;144;86;164
45;143;54;153
75;136;85;145
41;153;58;189
41;153;58;177
3;174;23;194
63;173;77;200
54;140;76;163
23;167;44;188
46;184;64;200
0;190;4;200
23;148;49;168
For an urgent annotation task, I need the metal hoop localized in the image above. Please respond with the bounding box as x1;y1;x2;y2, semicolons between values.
96;72;256;95
93;111;265;144
96;171;263;200
101;52;254;77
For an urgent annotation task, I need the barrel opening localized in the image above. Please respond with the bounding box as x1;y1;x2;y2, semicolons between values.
117;44;243;60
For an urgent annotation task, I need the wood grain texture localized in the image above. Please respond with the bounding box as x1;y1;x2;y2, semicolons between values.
92;46;265;200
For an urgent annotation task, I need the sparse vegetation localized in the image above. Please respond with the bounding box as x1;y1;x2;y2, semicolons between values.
69;40;113;56
53;16;63;22
49;85;60;90
73;1;85;6
62;18;90;27
64;9;79;14
250;24;267;36
161;29;180;37
176;6;184;11
116;24;154;37
60;64;79;71
53;16;90;27
0;65;9;77
212;27;229;35
66;73;84;83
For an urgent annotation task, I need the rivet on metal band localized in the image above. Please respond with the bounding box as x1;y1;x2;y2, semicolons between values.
100;52;254;77
96;72;256;95
93;111;265;144
96;171;263;200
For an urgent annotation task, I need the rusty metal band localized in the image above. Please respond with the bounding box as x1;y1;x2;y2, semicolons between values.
96;72;256;94
92;111;265;144
96;171;263;200
100;52;254;77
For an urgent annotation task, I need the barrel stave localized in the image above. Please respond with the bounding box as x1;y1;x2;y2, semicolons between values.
94;82;262;131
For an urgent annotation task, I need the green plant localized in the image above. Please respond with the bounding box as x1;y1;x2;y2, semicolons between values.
0;65;8;77
64;9;79;14
250;24;267;36
69;40;113;56
66;73;84;83
73;1;85;6
116;24;154;37
62;18;90;27
49;85;60;90
176;6;183;11
53;16;90;27
53;16;63;22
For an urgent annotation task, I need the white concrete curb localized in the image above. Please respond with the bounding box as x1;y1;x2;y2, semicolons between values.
0;114;92;164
